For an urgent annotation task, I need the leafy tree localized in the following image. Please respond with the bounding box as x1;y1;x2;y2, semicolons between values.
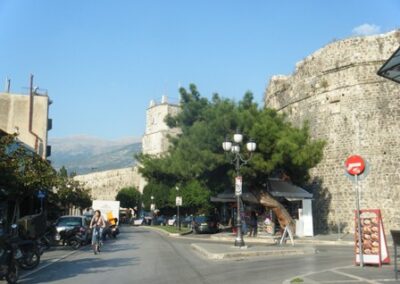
0;133;58;221
138;84;325;228
142;182;171;211
116;187;141;209
55;167;91;214
169;180;211;214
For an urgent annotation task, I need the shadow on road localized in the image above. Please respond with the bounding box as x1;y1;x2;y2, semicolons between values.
20;254;140;283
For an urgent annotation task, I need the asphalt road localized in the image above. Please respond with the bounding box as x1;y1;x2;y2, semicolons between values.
16;226;356;284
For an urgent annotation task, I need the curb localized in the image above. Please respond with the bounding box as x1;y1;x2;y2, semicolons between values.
143;225;193;237
191;243;315;260
209;235;354;246
169;230;193;237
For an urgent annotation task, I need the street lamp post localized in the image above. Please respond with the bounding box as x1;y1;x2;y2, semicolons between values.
222;131;256;247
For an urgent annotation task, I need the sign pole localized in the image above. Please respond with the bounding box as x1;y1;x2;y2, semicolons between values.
355;174;364;267
175;196;182;230
234;167;244;246
177;204;180;231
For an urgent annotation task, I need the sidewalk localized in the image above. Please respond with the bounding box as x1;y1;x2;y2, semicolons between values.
191;242;315;260
136;224;363;246
208;231;356;246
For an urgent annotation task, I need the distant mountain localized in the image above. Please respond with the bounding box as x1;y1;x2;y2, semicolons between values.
49;135;142;175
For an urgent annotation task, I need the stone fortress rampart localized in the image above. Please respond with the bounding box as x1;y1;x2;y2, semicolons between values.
265;30;400;232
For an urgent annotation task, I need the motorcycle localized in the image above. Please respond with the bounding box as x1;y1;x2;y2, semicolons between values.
58;227;86;250
10;224;41;270
110;224;119;238
38;226;54;251
103;224;119;240
0;236;22;284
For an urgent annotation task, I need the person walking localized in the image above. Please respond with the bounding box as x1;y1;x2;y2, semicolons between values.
90;210;106;254
248;211;258;237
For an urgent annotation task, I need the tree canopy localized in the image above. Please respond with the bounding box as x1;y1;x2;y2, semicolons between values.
55;166;92;212
0;133;57;201
116;187;141;209
137;84;325;215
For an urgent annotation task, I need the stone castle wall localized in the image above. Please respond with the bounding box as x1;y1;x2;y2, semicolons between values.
74;167;142;201
265;30;400;233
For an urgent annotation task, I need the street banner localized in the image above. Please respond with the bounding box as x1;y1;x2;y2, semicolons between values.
354;209;390;266
176;196;182;206
235;176;242;196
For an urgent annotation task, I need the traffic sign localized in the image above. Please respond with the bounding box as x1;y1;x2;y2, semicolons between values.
176;196;182;206
37;190;46;199
345;155;365;175
235;176;242;196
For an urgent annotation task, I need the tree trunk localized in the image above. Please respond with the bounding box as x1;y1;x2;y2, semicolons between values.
254;190;295;234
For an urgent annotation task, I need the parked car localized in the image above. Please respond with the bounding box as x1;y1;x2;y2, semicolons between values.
153;215;167;226
133;218;145;226
192;216;219;234
53;215;91;245
167;215;179;226
133;211;153;226
181;215;194;228
142;211;153;225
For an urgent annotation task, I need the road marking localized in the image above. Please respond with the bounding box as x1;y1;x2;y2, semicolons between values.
282;265;395;284
332;269;377;284
20;249;80;280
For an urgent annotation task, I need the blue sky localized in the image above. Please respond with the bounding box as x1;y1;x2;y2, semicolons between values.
0;1;399;140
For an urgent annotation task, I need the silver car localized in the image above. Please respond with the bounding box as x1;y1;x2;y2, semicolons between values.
53;215;91;244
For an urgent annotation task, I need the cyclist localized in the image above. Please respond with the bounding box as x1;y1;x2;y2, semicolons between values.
90;210;106;254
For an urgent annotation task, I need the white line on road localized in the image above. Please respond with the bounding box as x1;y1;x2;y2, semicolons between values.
20;249;80;280
282;265;394;284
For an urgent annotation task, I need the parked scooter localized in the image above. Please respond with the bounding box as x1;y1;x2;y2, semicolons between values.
110;224;119;238
9;224;41;270
0;235;22;284
38;226;54;251
103;218;119;240
59;227;86;250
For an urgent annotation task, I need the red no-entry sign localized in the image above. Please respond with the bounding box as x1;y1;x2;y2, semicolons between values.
345;155;365;175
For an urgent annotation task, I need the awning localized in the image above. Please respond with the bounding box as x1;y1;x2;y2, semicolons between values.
377;46;400;84
211;178;313;203
268;178;313;199
210;192;259;203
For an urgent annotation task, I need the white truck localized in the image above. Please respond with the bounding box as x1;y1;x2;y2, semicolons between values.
92;200;120;224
